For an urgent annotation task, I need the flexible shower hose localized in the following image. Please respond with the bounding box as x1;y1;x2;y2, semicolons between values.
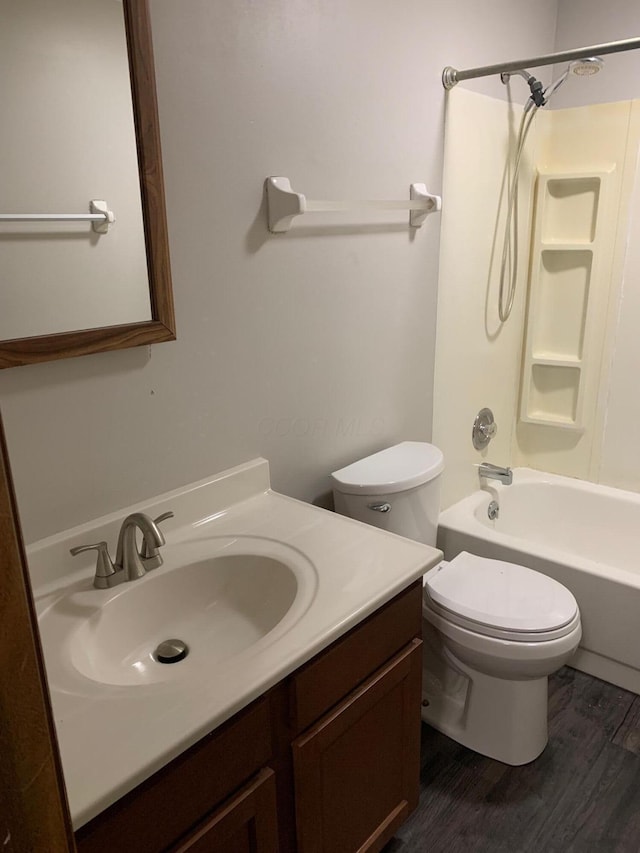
498;105;538;322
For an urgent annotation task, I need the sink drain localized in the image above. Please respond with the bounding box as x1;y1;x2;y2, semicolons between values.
154;639;189;664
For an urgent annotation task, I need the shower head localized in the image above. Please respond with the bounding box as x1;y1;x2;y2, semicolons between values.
503;56;604;111
568;56;604;76
542;55;604;104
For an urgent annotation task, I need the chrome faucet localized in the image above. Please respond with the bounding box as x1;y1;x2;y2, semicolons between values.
478;462;513;485
70;511;173;589
115;513;168;581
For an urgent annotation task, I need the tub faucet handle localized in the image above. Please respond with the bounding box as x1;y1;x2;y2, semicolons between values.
473;408;498;450
480;421;497;440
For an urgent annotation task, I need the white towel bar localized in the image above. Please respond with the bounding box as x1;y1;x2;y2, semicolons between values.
266;177;441;232
0;200;115;234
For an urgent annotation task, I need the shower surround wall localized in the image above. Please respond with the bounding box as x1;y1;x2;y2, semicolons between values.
0;0;559;542
599;132;640;491
434;86;640;507
433;87;538;509
515;101;640;483
553;0;640;494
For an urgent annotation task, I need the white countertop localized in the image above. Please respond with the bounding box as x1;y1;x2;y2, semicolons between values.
29;458;441;829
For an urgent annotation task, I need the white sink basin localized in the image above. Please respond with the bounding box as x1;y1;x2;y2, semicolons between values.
39;537;317;688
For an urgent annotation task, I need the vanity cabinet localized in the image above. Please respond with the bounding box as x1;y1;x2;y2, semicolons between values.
75;580;422;853
170;768;280;853
75;698;274;853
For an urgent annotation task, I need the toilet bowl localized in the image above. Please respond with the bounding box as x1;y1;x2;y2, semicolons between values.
331;442;582;765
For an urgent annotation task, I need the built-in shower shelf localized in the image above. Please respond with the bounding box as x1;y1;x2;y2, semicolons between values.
520;169;612;432
529;356;582;367
539;241;595;250
522;362;583;429
540;173;603;243
523;411;585;431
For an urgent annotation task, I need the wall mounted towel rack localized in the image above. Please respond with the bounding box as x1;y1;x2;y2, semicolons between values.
266;177;441;233
0;200;115;234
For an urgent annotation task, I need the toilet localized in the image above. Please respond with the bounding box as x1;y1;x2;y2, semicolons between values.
330;441;581;766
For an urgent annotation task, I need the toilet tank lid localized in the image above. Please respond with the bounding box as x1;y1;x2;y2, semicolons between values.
330;442;444;494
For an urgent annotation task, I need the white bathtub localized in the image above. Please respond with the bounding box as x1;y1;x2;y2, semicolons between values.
438;468;640;694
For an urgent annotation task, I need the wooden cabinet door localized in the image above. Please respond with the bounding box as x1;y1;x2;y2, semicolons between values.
171;768;279;853
292;639;422;853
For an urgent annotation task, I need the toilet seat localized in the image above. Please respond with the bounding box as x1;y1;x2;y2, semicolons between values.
423;593;581;642
423;552;579;642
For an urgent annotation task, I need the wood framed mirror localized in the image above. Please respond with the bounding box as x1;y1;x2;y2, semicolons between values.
0;0;175;370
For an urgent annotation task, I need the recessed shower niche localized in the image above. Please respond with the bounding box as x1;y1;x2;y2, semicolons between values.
542;177;600;243
533;250;592;360
521;171;610;431
527;364;581;425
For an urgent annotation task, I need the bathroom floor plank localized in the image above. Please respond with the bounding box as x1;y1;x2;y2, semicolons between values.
611;694;640;755
386;667;640;853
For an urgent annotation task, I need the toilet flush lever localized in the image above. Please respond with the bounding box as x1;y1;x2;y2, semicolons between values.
368;502;391;513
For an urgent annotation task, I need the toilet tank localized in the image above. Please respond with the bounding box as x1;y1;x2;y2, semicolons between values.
330;442;444;546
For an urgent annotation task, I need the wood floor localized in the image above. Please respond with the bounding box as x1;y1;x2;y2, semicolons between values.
386;667;640;853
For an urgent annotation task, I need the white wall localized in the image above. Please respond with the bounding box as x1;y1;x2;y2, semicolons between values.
0;0;149;338
0;0;558;543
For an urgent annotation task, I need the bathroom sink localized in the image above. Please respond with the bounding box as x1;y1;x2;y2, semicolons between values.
30;458;441;828
38;538;317;688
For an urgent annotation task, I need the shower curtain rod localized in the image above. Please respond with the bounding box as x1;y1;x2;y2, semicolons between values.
442;36;640;89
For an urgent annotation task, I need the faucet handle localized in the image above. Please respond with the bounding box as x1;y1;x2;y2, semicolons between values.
472;408;498;450
141;511;174;567
70;541;116;589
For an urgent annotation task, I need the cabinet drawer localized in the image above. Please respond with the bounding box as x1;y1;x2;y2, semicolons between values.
76;696;272;853
171;767;279;853
293;639;423;853
290;581;422;733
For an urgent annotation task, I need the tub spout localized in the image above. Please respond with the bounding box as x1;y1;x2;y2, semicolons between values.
478;462;513;485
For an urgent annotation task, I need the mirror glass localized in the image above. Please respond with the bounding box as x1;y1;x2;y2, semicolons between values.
0;0;174;368
1;0;150;339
